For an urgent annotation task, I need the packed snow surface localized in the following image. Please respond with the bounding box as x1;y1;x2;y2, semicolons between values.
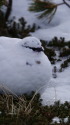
10;0;70;41
41;67;70;105
0;36;52;94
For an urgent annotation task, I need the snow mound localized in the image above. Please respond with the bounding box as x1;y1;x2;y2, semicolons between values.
0;36;52;94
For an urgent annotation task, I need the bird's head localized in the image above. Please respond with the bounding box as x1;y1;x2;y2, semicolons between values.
21;36;44;52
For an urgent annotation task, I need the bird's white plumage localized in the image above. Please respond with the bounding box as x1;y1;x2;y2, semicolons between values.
0;36;52;94
20;37;42;48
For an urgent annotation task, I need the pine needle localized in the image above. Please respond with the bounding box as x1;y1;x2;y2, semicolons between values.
0;0;5;6
29;0;57;22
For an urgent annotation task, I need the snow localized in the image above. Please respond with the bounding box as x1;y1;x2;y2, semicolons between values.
0;5;7;14
10;0;70;41
64;117;69;123
51;117;69;124
41;67;70;105
52;117;60;124
10;0;40;25
0;36;52;94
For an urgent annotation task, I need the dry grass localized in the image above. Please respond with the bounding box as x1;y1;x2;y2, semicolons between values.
0;83;43;116
0;84;70;125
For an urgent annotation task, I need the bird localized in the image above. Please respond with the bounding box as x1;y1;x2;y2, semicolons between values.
0;36;52;94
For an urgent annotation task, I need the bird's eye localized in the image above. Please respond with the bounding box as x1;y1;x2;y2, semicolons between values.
36;61;41;64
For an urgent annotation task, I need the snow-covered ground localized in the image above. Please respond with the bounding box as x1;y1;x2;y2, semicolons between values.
41;70;70;105
1;0;70;104
10;0;70;41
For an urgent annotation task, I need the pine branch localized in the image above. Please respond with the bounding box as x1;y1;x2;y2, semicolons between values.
29;0;57;11
0;0;5;6
29;0;57;23
29;0;70;23
63;0;70;8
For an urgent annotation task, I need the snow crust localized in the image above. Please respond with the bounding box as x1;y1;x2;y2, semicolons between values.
0;36;52;94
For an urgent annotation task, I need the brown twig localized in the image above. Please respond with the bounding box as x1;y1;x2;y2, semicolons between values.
56;0;70;8
63;0;70;8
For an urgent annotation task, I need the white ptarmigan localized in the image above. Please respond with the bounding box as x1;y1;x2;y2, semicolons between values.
0;36;52;94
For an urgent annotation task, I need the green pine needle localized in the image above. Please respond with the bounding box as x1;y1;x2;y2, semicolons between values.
0;0;5;6
29;0;57;22
38;7;57;23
